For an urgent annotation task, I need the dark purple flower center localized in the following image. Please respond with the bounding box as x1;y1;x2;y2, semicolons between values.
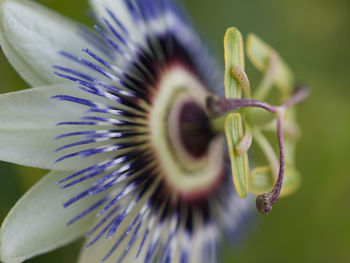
178;101;213;159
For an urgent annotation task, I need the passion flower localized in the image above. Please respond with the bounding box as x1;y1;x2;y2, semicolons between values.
0;0;308;262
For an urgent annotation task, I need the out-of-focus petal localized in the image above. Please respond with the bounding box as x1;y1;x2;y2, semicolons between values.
0;0;95;86
0;170;99;263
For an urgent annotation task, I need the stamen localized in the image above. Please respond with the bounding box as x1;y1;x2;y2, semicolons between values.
235;132;253;156
231;64;251;98
206;86;309;213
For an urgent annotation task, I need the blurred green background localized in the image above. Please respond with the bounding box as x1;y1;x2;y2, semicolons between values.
0;0;349;262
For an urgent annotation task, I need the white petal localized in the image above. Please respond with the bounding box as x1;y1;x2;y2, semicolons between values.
0;84;112;171
0;0;97;86
0;170;100;263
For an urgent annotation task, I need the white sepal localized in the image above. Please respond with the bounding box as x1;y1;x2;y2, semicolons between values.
0;84;113;171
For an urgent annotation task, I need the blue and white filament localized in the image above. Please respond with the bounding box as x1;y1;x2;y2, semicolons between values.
52;0;250;262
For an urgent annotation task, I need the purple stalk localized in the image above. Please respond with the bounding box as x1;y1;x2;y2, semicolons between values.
282;85;310;109
206;85;309;117
256;116;284;213
206;97;277;118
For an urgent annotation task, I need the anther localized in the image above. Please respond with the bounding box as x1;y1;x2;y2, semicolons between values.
232;64;251;98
